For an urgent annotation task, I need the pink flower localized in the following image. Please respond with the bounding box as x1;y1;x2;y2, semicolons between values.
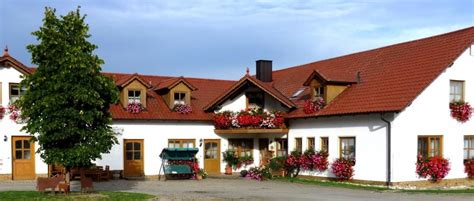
416;154;450;182
173;104;192;114
330;158;355;181
127;102;143;114
450;102;472;123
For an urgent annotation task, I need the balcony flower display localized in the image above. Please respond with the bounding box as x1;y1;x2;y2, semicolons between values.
213;108;284;129
449;101;472;123
330;158;355;181
416;154;450;182
0;106;5;120
126;102;144;114
303;97;326;114
464;159;474;179
173;104;192;114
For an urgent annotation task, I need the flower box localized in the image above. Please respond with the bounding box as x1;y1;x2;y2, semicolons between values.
449;102;472;123
213;108;285;129
303;97;326;114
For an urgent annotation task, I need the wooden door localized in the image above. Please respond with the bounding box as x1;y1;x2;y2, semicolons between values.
12;136;35;180
123;139;144;177
259;138;270;166
204;139;220;174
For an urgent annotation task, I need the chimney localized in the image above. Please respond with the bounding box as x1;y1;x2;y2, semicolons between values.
256;60;272;82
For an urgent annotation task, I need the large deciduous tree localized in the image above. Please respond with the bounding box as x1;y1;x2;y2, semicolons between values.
17;7;119;180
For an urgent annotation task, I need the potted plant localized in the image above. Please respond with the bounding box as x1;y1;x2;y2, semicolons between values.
268;156;286;177
222;150;239;175
196;168;207;180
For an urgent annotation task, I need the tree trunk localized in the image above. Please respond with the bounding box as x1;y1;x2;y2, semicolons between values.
65;167;71;183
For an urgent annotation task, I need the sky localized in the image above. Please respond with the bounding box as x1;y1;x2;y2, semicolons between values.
0;0;473;80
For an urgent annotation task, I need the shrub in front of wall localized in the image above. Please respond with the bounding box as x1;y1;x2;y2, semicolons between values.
330;158;355;181
416;154;450;182
464;159;474;179
301;150;329;172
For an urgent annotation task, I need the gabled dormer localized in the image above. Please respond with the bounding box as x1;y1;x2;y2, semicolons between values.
117;73;152;108
303;70;355;104
155;77;197;109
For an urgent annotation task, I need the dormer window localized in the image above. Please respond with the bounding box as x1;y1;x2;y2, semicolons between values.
246;92;264;109
173;92;186;105
312;86;325;99
128;90;141;103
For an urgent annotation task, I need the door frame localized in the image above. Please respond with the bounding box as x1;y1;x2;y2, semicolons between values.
203;139;221;174
123;139;144;177
11;136;36;180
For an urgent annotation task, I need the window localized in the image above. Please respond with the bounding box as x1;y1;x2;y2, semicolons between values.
291;87;305;99
464;136;474;161
246;92;264;109
321;137;329;153
312;86;325;99
9;83;26;103
228;139;253;157
128;90;141;103
125;141;141;160
173;92;186;105
275;138;288;157
339;137;355;160
294;138;302;154
307;137;315;151
450;80;464;102
168;139;195;148
418;136;442;158
14;140;31;160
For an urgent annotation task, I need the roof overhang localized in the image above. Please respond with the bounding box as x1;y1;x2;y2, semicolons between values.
204;75;296;112
0;56;32;75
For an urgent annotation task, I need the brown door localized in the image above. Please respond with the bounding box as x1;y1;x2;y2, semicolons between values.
204;139;220;174
259;138;270;166
123;139;144;177
12;136;35;180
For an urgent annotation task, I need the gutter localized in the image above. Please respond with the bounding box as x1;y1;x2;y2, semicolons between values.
381;114;392;187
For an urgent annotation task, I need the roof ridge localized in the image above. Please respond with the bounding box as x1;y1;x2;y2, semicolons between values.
273;26;474;74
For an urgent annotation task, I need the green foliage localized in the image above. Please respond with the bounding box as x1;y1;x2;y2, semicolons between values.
16;7;119;169
222;150;239;169
0;191;156;200
268;156;286;171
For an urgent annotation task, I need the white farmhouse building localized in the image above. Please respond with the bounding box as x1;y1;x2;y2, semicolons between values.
0;27;473;186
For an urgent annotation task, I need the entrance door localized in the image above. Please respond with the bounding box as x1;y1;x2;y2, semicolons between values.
12;136;35;180
259;138;270;166
204;139;220;174
123;139;144;177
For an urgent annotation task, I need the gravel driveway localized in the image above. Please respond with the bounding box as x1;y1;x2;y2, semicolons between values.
0;179;472;201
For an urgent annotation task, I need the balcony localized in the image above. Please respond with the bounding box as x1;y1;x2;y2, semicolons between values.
213;109;287;134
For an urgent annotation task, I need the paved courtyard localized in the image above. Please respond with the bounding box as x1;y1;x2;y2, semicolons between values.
0;178;472;201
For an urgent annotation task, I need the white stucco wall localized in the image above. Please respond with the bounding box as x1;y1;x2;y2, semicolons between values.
391;47;474;182
217;91;288;112
288;114;388;182
0;66;48;176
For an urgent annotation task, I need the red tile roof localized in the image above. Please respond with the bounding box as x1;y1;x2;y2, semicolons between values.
279;26;474;118
2;26;472;121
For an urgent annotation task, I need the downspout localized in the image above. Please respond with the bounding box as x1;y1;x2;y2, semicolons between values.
381;114;392;187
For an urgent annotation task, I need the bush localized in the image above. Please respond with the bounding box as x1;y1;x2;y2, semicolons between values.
416;154;450;182
269;156;286;171
465;159;474;179
246;167;272;181
331;158;355;181
300;150;328;172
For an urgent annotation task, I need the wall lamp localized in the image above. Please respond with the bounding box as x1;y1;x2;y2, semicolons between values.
3;135;7;142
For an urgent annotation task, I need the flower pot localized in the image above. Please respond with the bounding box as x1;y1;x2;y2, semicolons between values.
196;175;203;180
225;166;233;175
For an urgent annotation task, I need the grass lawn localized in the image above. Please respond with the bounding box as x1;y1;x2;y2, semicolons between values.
273;177;474;194
0;191;156;200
